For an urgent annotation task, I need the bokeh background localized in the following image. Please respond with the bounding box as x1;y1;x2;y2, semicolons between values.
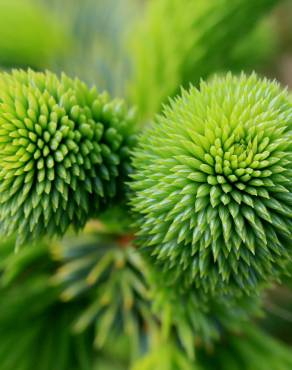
1;0;291;94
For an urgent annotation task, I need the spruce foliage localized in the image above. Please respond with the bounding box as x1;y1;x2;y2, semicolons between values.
0;0;291;368
0;239;95;370
197;325;292;370
52;231;151;355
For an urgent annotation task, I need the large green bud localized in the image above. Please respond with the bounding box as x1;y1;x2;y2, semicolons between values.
0;69;136;246
131;73;292;294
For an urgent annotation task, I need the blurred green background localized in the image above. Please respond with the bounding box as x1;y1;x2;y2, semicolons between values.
1;0;291;95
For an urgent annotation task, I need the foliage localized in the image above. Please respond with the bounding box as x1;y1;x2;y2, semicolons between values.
52;229;263;361
131;341;200;370
0;69;136;246
52;231;152;356
0;238;96;370
197;325;292;370
149;268;262;358
0;0;291;368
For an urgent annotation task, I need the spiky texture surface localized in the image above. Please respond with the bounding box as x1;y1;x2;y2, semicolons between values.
0;69;136;246
52;232;152;355
197;325;292;370
129;0;278;119
131;73;292;294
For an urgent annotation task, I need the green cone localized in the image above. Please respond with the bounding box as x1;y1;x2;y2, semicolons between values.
131;73;292;294
0;69;136;246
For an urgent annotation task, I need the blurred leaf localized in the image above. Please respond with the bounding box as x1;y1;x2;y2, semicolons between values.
131;341;201;370
0;238;96;370
0;0;68;69
45;0;140;96
197;325;292;370
128;0;280;120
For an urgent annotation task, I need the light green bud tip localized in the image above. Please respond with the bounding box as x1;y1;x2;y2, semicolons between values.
131;73;292;294
0;69;136;246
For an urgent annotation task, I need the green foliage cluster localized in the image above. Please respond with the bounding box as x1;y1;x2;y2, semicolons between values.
131;325;292;370
0;239;95;370
52;232;151;356
197;325;292;370
148;270;261;358
0;0;291;369
131;341;200;370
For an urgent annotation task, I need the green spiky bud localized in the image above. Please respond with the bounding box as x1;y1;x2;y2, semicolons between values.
0;69;136;246
131;73;292;294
